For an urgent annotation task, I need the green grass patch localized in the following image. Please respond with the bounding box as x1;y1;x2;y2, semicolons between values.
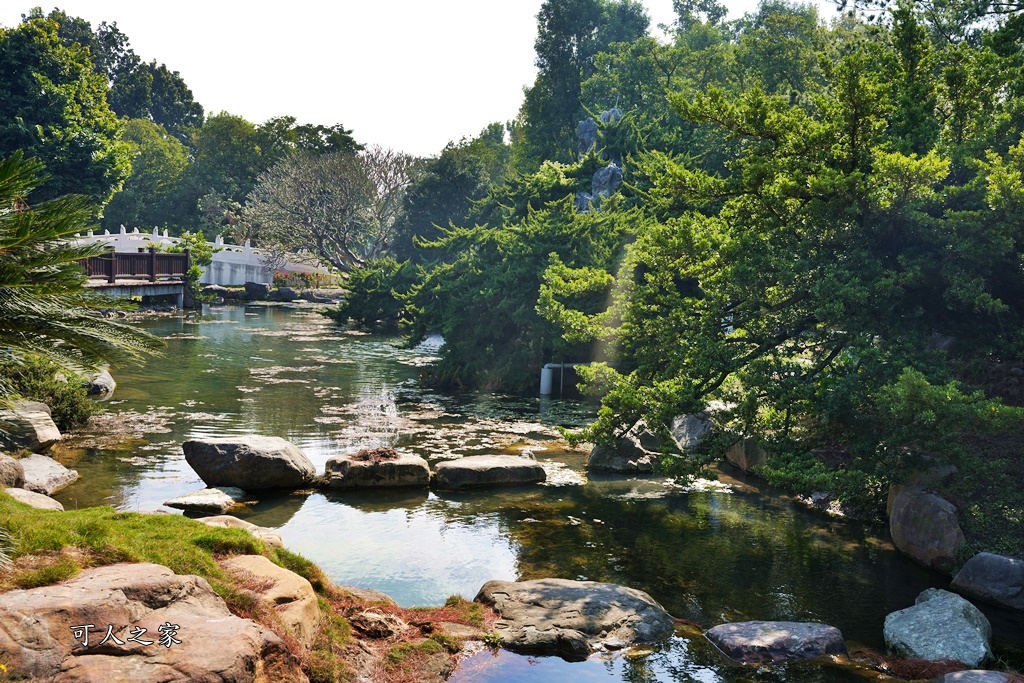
443;594;486;627
0;492;263;588
386;638;444;667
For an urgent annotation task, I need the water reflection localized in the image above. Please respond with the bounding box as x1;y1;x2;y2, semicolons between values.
49;306;1020;680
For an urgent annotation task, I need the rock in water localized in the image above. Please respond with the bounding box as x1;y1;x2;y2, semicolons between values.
0;563;305;682
883;588;992;668
183;436;316;489
889;488;965;573
324;448;430;488
704;621;847;664
243;281;271;300
933;672;1018;682
221;555;321;647
475;578;675;661
164;486;248;513
725;437;768;472
84;368;116;399
670;413;713;451
196;515;284;548
0;401;61;453
952;552;1024;612
587;432;656;473
432;455;545;490
19;453;79;495
4;487;63;511
0;453;25;488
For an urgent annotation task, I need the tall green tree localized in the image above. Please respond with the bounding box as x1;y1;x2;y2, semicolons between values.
103;119;189;230
0;17;130;206
514;0;650;168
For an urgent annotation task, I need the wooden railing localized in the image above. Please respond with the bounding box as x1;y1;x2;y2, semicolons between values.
79;248;190;283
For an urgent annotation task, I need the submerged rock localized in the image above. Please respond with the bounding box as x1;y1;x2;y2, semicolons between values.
196;515;283;548
933;672;1018;682
952;552;1024;612
0;453;25;488
164;486;248;514
19;453;79;495
3;487;63;511
0;401;61;453
221;554;321;647
324;448;430;488
183;436;316;489
0;562;306;682
475;578;675;661
884;588;992;668
705;621;847;664
889;488;965;573
433;455;545;490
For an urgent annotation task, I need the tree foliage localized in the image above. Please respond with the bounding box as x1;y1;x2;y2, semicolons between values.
244;147;412;272
0;16;130;206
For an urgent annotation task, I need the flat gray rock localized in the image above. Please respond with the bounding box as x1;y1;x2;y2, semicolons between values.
195;514;283;548
884;588;992;668
4;487;63;511
952;552;1024;611
183;436;316;489
19;453;78;495
324;449;430;488
434;455;545;490
475;578;675;660
164;487;247;513
0;453;25;488
705;621;846;664
0;401;61;453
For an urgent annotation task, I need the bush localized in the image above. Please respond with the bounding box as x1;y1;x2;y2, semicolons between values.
0;358;94;430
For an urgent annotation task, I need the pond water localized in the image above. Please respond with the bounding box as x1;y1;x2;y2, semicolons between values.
53;305;1023;682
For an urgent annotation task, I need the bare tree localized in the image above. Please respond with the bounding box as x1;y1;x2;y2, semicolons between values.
243;146;413;272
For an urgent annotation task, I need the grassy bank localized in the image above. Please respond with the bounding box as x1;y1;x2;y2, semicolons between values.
0;493;491;683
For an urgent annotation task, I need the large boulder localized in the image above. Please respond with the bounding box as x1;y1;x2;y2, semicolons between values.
889;488;966;573
163;486;248;514
724;437;768;472
19;453;79;495
0;453;25;488
576;118;598;156
933;672;1019;683
669;412;713;451
4;487;63;511
324;448;430;488
183;436;316;490
883;588;992;668
0;401;61;452
0;562;306;682
587;430;656;473
475;578;675;661
196;515;284;548
244;281;272;300
83;369;116;399
952;552;1024;612
704;621;847;664
433;455;545;490
221;555;320;648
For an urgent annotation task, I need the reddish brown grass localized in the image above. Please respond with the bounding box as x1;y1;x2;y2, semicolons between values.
350;447;401;463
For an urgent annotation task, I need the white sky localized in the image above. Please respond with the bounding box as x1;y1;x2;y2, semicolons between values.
1;0;837;157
